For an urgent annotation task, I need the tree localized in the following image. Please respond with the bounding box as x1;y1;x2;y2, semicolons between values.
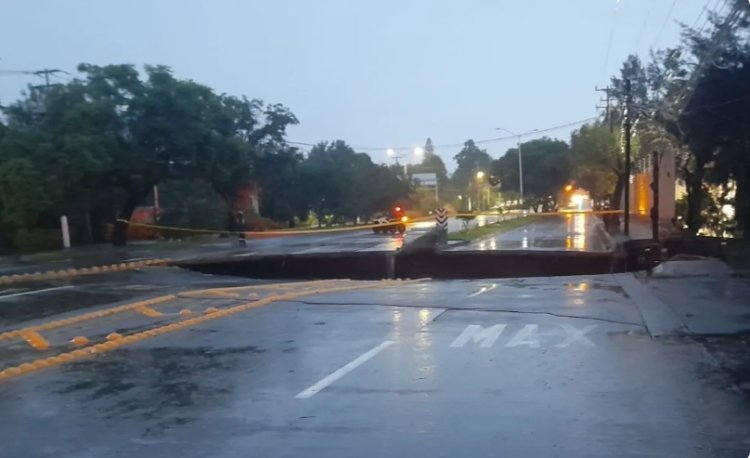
640;3;750;235
411;137;448;194
256;147;306;225
451;140;492;192
492;138;570;211
424;137;435;156
0;63;300;249
568;123;621;206
296;140;409;224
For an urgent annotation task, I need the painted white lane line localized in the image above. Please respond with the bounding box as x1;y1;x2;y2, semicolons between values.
467;283;497;297
0;285;74;300
295;340;396;399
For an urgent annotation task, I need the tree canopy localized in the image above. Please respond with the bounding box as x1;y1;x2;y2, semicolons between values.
451;140;492;192
0;64;409;250
492;138;570;211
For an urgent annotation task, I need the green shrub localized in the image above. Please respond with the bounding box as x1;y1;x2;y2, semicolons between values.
12;228;62;252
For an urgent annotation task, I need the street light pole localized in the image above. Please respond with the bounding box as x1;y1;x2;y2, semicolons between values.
387;147;424;180
517;138;524;206
496;127;538;209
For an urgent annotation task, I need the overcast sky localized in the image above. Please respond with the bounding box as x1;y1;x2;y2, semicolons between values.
1;0;710;170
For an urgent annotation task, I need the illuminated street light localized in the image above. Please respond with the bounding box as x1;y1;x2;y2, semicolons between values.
386;148;396;158
476;171;486;180
565;184;573;192
414;146;424;158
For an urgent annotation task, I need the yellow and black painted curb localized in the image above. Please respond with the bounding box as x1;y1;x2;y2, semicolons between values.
0;258;173;286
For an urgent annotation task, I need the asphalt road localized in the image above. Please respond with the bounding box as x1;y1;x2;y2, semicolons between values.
1;269;748;457
226;215;501;256
448;213;612;252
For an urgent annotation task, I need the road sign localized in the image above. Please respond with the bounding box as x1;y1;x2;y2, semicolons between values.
413;173;437;186
435;207;448;229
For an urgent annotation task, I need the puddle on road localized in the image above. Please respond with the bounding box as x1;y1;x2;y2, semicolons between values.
54;346;264;436
495;278;625;297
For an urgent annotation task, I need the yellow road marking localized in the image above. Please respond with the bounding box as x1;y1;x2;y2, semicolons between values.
20;330;49;351
0;281;352;343
0;294;178;341
134;305;164;318
70;336;89;346
0;280;420;383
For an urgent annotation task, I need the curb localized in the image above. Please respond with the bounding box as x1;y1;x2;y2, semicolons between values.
0;258;173;286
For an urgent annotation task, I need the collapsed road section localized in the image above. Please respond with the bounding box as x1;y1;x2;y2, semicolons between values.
177;244;654;280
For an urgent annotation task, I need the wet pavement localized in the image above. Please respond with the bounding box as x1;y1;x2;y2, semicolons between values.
1;270;749;457
447;213;612;252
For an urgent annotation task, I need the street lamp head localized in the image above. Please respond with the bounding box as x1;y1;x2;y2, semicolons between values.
414;146;424;158
495;127;517;136
476;171;486;180
386;148;396;158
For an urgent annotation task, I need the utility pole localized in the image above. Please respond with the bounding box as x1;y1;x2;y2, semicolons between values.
32;69;66;91
623;78;633;237
595;86;614;133
651;150;660;242
1;68;67;91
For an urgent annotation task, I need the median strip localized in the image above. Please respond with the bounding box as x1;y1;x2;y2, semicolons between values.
448;215;541;242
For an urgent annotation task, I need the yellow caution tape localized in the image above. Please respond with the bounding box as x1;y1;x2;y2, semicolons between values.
116;210;622;238
116;216;436;236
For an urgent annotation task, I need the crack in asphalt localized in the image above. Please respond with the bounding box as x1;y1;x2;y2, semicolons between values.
287;300;643;327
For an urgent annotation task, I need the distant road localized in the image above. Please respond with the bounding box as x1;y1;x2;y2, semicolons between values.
446;213;612;253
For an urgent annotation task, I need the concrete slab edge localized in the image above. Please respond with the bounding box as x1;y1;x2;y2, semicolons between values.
613;272;688;338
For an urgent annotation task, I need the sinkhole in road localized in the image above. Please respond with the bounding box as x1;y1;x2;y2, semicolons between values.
178;248;648;280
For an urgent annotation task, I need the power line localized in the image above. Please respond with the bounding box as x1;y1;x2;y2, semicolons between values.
600;1;622;83
650;0;677;49
635;6;652;55
0;68;70;89
288;116;601;153
692;0;724;33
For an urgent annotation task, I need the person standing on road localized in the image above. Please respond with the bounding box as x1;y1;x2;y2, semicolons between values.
234;211;247;247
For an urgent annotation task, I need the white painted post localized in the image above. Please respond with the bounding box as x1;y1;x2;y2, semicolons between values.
60;215;71;249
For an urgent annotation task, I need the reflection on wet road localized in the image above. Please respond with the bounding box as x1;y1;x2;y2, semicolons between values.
1;275;748;457
449;213;612;252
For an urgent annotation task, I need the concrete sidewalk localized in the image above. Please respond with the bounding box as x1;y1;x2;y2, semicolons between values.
639;258;750;336
618;258;750;395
